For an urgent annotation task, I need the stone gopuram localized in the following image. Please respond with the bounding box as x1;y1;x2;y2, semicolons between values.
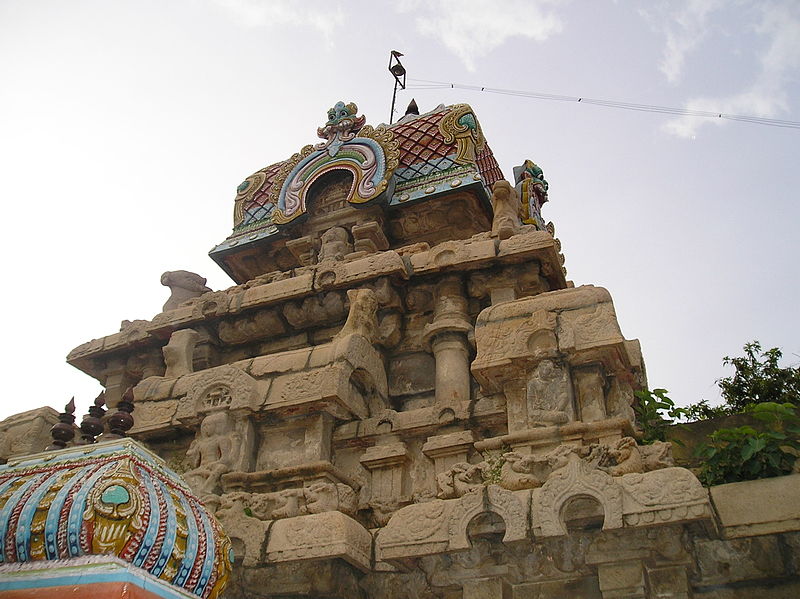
3;100;799;598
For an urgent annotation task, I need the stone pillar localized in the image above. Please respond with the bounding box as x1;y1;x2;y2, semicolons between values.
597;560;646;599
103;357;132;409
360;440;408;501
423;275;473;406
422;430;476;475
462;578;513;599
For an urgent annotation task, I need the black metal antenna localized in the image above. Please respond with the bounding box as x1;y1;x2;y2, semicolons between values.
388;51;407;124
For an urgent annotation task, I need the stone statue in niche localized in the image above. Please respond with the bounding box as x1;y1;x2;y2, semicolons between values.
317;226;352;262
573;366;608;422
184;411;240;496
161;270;212;311
526;359;575;425
490;180;521;240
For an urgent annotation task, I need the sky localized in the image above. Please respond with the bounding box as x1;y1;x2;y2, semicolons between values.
0;0;798;421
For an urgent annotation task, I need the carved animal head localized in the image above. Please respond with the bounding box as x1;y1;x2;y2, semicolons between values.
491;179;516;205
161;270;211;292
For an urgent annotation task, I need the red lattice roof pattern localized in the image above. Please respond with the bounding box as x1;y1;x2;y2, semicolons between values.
389;108;456;168
476;143;504;187
242;160;286;215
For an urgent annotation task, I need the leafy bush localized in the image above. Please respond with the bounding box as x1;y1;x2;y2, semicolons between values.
633;388;689;444
695;402;800;486
684;341;800;419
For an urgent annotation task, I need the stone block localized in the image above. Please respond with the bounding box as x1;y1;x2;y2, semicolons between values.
240;272;314;309
314;251;408;291
463;578;513;599
409;237;496;274
646;565;689;599
129;398;178;436
250;347;311;377
513;577;601;599
694;536;786;586
0;407;59;462
388;352;436;397
710;473;800;538
597;560;645;598
265;511;372;571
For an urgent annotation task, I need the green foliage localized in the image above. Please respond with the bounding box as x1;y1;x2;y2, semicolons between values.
682;341;800;421
718;341;800;412
480;449;508;485
695;402;800;486
633;388;689;443
681;399;731;422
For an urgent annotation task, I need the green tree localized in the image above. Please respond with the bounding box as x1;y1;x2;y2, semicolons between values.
717;341;800;412
683;341;800;420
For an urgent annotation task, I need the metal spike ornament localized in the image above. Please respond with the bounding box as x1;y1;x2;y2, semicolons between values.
78;391;107;444
106;387;135;439
47;397;76;450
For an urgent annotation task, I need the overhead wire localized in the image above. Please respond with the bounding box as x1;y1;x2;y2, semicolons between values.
405;78;800;130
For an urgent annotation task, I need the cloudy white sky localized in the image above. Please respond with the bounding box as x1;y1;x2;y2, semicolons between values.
1;0;798;421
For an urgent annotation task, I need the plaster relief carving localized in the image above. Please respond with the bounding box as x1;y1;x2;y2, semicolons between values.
447;485;529;550
218;308;286;344
283;292;346;330
318;226;353;262
535;452;623;537
185;411;249;496
185;364;260;415
436;462;485;499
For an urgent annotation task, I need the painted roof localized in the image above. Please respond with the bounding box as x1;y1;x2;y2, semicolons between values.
210;102;504;256
0;439;232;599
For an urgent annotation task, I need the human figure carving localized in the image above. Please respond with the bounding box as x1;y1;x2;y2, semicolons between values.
317;226;352;262
526;359;575;425
184;411;239;496
161;271;212;311
490;180;521;240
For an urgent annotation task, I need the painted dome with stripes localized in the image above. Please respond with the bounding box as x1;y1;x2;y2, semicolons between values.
0;439;232;599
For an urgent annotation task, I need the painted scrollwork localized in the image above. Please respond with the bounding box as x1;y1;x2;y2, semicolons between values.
439;104;486;164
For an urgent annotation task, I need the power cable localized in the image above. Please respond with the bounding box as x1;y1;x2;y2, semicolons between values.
406;78;800;130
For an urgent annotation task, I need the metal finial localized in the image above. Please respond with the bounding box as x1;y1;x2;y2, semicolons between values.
105;387;135;439
79;391;107;445
47;398;77;451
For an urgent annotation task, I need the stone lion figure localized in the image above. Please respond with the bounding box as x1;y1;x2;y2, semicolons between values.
161;270;212;311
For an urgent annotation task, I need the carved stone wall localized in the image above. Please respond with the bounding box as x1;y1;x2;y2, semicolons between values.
17;102;793;599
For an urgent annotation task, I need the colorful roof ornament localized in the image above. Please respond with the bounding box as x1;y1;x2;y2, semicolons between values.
0;439;232;599
214;101;503;264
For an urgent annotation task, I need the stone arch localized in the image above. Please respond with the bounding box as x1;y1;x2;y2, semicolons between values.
186;364;260;416
447;486;528;551
536;456;622;537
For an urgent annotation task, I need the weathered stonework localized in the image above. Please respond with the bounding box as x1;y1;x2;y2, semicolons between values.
2;100;797;598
